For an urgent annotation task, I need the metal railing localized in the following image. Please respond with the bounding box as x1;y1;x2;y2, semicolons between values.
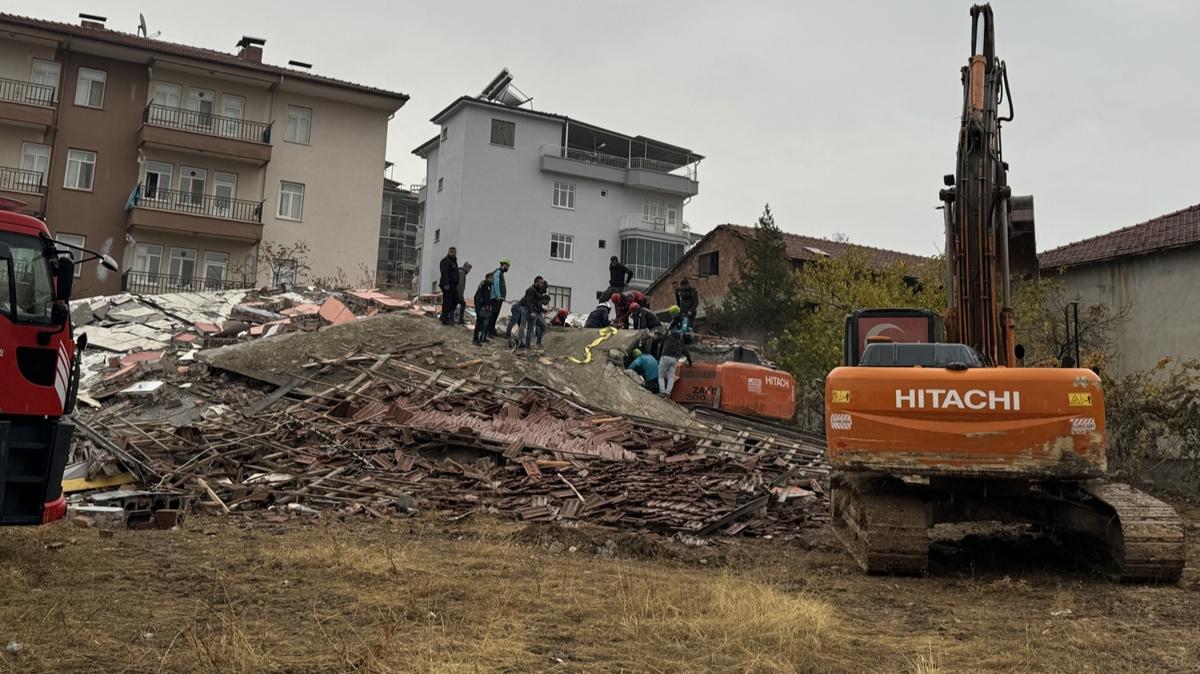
618;213;687;236
132;183;264;223
0;77;55;107
122;269;255;294
0;166;44;194
541;145;698;180
144;103;272;144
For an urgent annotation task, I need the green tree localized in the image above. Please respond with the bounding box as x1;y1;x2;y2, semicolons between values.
709;205;800;345
1011;274;1128;370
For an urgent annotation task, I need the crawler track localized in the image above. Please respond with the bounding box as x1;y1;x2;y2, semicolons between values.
831;475;928;575
1076;481;1186;582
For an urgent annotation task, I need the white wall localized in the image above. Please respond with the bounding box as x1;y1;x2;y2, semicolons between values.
418;101;685;312
260;89;390;286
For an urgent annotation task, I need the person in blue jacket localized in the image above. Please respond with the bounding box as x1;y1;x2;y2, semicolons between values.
626;348;660;393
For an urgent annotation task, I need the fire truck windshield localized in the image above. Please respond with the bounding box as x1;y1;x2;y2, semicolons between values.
0;231;54;324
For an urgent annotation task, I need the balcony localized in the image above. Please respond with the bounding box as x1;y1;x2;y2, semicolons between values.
139;103;273;165
618;214;689;239
121;270;255;295
540;145;699;197
0;77;55;127
127;184;264;243
0;166;45;214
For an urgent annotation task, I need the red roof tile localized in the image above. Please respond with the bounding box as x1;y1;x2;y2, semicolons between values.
0;13;408;103
722;224;932;269
1039;202;1200;270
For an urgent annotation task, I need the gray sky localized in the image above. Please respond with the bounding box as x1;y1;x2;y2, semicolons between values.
14;0;1198;254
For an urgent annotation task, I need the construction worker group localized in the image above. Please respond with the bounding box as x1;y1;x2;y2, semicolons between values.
437;249;700;390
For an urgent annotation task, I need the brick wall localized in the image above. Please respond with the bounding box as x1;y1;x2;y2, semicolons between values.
646;227;750;314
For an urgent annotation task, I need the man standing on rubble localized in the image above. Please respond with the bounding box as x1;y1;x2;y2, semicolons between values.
519;276;550;350
454;262;473;324
438;247;459;325
626;348;660;393
657;329;692;396
605;256;634;296
472;271;494;345
675;278;699;324
488;258;511;337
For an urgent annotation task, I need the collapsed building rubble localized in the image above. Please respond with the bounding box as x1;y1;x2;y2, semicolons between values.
68;293;830;540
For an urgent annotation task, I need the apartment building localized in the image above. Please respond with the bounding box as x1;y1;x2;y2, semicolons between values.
414;71;701;312
377;176;423;291
0;12;407;296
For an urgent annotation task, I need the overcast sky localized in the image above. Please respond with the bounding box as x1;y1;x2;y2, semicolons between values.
13;1;1198;254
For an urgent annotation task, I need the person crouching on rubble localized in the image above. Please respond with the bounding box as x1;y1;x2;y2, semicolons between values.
584;301;611;328
549;308;570;327
656;328;692;396
472;271;495;345
626;348;660;393
629;302;661;330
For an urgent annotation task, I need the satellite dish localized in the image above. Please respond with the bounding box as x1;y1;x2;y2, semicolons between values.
138;13;147;37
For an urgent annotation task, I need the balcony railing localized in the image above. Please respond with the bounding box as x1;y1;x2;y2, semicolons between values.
144;103;272;144
122;269;255;295
618;213;687;236
0;166;44;194
542;145;698;180
132;184;264;223
0;77;55;107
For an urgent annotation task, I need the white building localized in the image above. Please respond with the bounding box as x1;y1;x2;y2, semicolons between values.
414;72;702;313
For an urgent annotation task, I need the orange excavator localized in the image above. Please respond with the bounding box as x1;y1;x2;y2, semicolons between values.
824;5;1185;580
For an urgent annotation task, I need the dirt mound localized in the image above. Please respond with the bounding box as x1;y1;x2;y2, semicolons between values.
199;312;697;426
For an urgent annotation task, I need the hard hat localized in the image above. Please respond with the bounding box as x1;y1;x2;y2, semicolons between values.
629;302;640;312
669;305;680;315
631;348;642;357
610;293;621;304
499;258;511;265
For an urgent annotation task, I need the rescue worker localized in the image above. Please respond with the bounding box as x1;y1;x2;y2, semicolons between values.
667;304;693;334
605;256;634;296
629;302;661;330
584;302;611;329
519;276;550;350
611;292;629;328
472;272;494;345
454;262;472;324
626;348;660;393
657;329;693;396
438;246;459;325
488;258;511;337
675;278;699;323
549;308;570;327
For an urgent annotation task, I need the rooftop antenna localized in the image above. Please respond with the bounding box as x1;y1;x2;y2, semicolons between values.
137;13;161;39
480;68;531;108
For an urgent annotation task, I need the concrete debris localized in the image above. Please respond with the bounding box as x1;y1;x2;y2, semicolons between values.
70;306;829;540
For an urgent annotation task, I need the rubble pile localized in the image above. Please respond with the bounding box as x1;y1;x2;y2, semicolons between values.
73;357;828;539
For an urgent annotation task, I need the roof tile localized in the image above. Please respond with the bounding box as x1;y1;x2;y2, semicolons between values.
1039;203;1200;270
722;224;931;269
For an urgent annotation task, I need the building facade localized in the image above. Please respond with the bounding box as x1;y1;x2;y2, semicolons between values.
415;74;701;312
377;178;423;292
0;13;407;296
1039;203;1200;375
645;224;931;316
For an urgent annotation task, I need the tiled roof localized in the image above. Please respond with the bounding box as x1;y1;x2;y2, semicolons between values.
722;224;932;268
1039;202;1200;270
0;13;408;103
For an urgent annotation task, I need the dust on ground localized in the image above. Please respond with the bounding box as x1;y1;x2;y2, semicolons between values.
2;502;1198;673
199;312;697;427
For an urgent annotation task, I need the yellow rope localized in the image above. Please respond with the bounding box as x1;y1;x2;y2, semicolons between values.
568;326;619;364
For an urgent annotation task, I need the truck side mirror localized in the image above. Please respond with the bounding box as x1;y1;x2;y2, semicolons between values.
50;302;69;326
56;258;75;301
0;242;11;261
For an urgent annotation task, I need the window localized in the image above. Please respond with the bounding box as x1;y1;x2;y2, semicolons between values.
151;81;181;107
550;233;574;261
213;172;237;217
74;67;106;108
203;251;229;289
598;239;606;250
490;118;515;147
434;228;440;244
143;161;173;200
54;234;85;277
546;285;572;312
133;244;163;275
285;106;312;144
642;198;667;231
552;182;575;209
64;149;96;190
168;248;198;288
19;143;50;188
440;126;448;141
437;177;444;192
278;181;305;220
30;59;60;103
220;95;245;138
187;89;215;128
179;167;207;207
622;237;686;284
698;251;720;277
0;231;54;323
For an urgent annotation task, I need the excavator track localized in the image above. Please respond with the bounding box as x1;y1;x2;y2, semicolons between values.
1074;481;1186;583
831;474;929;575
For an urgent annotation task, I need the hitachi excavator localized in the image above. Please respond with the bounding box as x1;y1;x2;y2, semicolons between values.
824;5;1185;581
0;199;117;525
